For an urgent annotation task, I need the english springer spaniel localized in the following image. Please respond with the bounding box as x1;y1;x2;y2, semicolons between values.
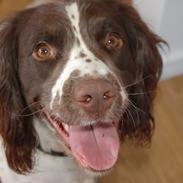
0;0;164;182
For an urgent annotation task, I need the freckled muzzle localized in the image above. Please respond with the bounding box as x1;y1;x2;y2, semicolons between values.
56;71;125;123
49;66;125;126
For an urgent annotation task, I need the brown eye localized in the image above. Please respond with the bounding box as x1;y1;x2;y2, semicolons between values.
33;42;56;61
104;33;123;50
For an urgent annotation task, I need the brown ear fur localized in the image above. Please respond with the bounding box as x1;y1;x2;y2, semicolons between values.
0;14;37;174
115;1;165;144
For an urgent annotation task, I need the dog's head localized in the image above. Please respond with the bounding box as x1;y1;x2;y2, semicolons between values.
0;0;163;175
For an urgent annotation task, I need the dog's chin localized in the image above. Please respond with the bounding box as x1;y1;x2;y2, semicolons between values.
42;110;120;174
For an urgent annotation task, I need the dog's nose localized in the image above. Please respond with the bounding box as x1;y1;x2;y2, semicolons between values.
74;79;116;113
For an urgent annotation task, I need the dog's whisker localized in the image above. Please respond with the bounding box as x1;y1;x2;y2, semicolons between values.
125;108;136;130
20;100;42;113
124;75;153;89
15;107;46;117
127;99;148;117
128;90;155;96
127;104;140;127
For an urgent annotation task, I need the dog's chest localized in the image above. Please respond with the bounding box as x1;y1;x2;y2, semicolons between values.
0;147;95;183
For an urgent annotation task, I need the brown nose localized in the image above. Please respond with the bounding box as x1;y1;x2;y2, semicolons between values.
74;79;116;114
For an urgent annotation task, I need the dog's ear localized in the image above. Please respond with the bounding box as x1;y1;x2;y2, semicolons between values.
115;2;165;144
0;15;37;174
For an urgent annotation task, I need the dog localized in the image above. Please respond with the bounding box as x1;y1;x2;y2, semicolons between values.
0;0;164;182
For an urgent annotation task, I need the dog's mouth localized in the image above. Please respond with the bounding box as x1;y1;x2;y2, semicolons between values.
43;111;120;172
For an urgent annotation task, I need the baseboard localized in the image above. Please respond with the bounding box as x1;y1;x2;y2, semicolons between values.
161;54;183;80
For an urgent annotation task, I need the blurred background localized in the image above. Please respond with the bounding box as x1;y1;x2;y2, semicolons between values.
0;0;183;183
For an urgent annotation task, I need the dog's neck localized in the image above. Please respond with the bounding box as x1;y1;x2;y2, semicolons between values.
33;118;66;155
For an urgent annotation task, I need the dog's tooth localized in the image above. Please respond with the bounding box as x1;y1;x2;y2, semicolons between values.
62;123;69;131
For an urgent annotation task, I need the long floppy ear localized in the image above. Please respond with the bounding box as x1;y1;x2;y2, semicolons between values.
0;17;36;174
116;2;165;143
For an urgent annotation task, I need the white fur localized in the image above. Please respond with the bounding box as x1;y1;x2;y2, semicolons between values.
0;148;96;183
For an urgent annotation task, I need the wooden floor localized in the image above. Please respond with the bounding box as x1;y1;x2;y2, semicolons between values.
1;1;183;183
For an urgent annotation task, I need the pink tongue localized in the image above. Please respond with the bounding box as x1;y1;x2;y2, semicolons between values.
69;123;120;171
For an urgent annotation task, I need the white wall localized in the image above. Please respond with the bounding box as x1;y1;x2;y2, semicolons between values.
134;0;183;79
133;0;166;32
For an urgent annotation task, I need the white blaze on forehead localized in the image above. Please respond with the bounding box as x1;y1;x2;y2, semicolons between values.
50;2;127;109
65;2;110;73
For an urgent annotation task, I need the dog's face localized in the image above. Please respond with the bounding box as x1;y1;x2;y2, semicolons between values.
20;1;129;172
0;0;163;175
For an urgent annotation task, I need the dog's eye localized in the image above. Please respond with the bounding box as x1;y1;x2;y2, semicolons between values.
33;42;57;61
104;33;123;50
